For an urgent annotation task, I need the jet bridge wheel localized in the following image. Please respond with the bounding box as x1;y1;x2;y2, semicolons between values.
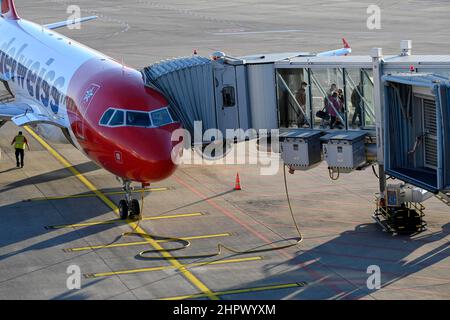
119;200;129;220
129;199;141;220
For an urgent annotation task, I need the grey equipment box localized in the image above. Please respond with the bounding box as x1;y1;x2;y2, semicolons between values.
321;131;367;172
279;129;323;170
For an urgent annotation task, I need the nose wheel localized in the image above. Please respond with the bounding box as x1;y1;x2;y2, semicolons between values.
118;179;142;220
119;200;129;220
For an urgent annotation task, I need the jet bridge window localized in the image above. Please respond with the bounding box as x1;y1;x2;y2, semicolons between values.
126;111;151;127
276;68;310;128
151;108;173;127
345;68;375;128
310;68;345;130
222;86;236;107
308;68;375;130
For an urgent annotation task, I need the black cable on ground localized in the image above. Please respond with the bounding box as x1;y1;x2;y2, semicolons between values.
120;165;303;260
328;167;340;180
372;165;379;179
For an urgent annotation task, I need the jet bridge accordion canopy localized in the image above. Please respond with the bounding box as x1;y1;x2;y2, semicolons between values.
382;73;450;192
142;56;216;138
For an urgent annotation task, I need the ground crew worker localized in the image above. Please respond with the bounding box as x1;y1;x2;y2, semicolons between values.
11;131;30;168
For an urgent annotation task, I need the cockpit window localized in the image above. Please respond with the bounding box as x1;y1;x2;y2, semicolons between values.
108;110;124;126
99;107;175;128
126;111;151;127
100;109;115;125
167;107;179;122
151;108;173;127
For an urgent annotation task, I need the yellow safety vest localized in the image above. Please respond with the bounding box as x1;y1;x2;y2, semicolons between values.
14;135;26;150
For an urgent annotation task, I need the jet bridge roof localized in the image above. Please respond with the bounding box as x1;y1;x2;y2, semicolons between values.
382;73;450;87
234;51;311;65
382;55;450;73
219;51;313;65
210;53;450;70
384;55;450;65
275;55;373;69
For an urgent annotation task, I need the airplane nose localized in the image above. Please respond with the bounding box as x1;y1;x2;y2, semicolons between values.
121;124;181;183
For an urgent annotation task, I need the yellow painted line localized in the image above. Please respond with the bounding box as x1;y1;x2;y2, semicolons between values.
159;282;308;300
84;256;262;278
45;212;203;230
26;188;168;202
24;126;220;300
64;233;231;252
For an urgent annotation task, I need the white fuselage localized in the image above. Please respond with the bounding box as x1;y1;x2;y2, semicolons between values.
0;17;112;140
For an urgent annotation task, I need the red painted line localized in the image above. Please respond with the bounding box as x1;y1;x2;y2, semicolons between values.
174;173;345;295
174;175;288;255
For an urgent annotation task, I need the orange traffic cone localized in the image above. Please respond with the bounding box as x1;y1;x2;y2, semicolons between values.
234;173;242;191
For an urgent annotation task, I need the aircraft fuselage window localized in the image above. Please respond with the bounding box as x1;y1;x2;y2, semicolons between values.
151;108;173;127
108;110;124;126
126;111;151;127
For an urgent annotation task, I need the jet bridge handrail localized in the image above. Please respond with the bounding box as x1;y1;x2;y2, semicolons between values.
342;69;376;122
277;73;309;123
309;70;345;124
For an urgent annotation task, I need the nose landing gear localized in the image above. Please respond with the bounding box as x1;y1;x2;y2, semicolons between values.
118;179;142;220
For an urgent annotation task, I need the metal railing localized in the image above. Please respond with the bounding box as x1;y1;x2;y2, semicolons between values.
277;74;308;122
342;69;376;123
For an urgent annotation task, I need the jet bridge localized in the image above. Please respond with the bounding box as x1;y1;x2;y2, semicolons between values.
141;42;450;207
382;73;450;192
143;53;305;138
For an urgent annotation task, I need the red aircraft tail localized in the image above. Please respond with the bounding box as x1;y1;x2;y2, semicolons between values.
1;0;20;20
342;38;351;49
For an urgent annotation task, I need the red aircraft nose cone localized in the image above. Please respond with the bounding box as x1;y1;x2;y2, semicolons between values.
116;123;182;183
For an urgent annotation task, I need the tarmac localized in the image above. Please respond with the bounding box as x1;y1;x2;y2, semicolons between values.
0;0;449;300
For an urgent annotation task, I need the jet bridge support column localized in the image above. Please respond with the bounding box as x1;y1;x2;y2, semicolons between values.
371;48;386;199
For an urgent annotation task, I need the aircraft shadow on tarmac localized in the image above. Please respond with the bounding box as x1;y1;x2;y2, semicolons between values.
0;185;235;264
228;223;450;300
0;164;127;262
0;201;118;262
0;161;101;194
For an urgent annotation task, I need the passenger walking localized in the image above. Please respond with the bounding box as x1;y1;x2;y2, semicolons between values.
327;83;337;97
11;131;30;168
351;83;363;127
337;88;344;105
326;91;342;129
336;88;345;128
295;81;309;127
